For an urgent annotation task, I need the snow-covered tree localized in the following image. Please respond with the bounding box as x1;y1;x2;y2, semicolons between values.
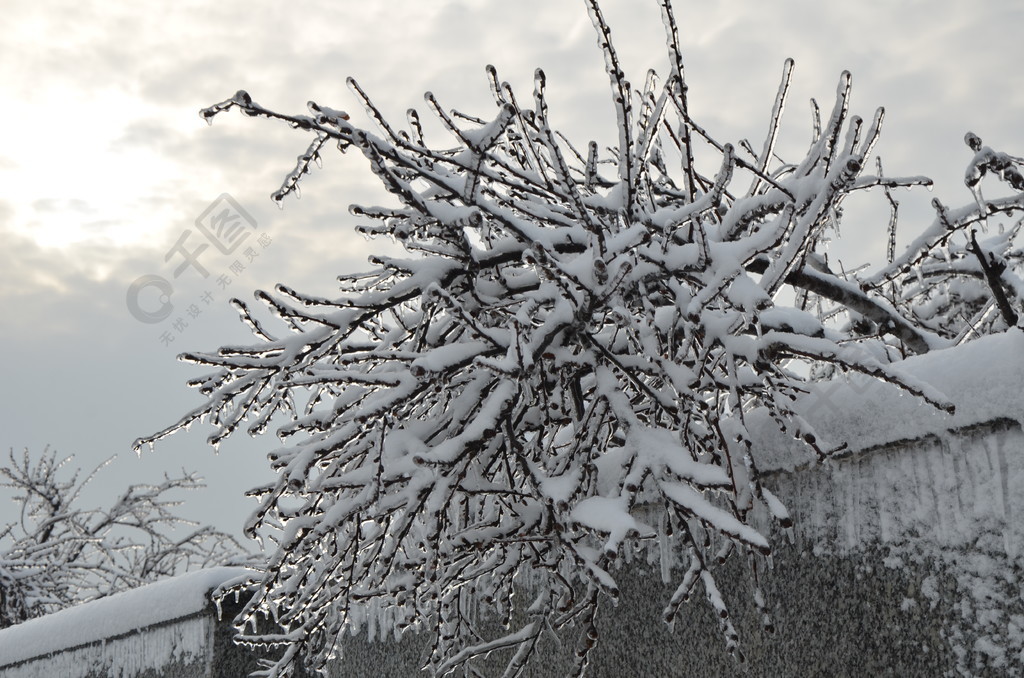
0;447;245;629
859;132;1024;351
139;0;1024;675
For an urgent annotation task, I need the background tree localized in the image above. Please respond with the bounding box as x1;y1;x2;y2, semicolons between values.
0;446;245;629
140;0;1024;675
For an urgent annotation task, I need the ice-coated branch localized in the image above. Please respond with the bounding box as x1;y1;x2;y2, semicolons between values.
968;229;1019;327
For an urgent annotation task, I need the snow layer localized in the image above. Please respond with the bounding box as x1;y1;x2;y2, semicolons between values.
0;566;251;670
751;328;1024;472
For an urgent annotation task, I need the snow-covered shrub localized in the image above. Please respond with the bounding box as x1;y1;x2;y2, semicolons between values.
864;133;1024;348
140;0;1024;675
0;447;244;629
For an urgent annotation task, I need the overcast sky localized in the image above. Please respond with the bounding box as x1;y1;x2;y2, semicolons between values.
3;0;1023;541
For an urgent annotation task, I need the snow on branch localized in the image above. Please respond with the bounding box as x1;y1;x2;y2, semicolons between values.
141;1;1024;675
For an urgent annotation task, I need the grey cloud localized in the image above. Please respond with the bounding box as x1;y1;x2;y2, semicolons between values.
110;120;185;154
0;230;124;329
31;198;97;215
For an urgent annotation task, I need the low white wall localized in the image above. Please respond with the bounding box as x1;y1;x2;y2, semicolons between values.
0;613;213;678
0;567;250;678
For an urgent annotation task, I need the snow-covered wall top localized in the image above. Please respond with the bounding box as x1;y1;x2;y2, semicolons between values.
0;566;251;667
753;328;1024;472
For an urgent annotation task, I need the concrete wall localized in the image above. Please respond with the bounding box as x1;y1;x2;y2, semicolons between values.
0;596;284;678
0;568;255;678
0;612;214;678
